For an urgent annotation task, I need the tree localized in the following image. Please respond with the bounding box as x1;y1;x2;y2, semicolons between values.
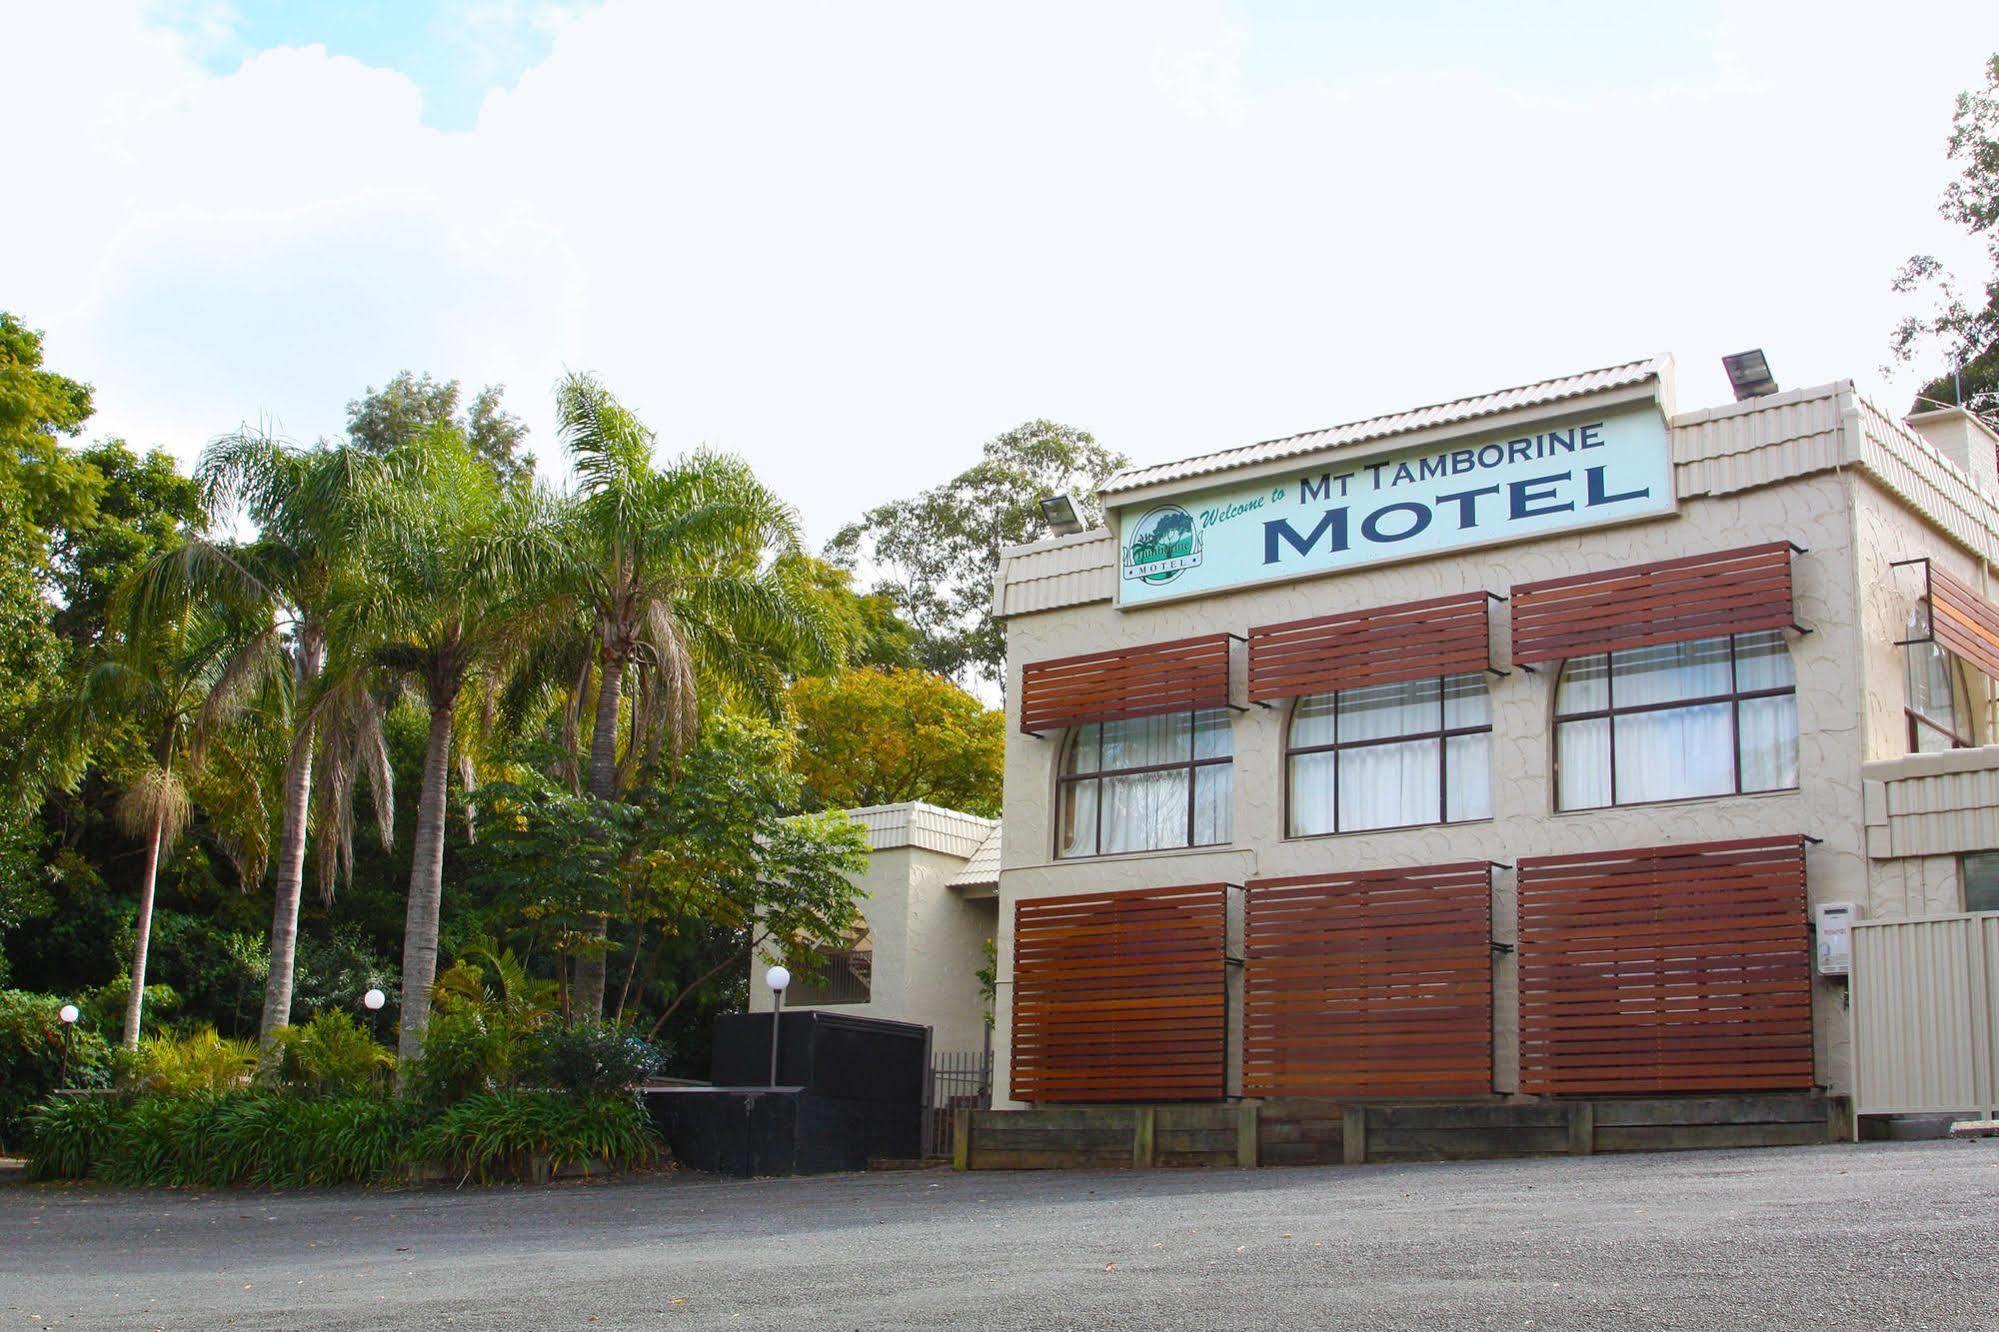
1891;53;1999;424
129;428;394;1064
346;371;532;486
494;372;834;1019
787;667;1003;816
827;420;1128;688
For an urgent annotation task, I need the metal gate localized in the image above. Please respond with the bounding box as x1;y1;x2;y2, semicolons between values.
1852;912;1999;1120
923;1046;991;1158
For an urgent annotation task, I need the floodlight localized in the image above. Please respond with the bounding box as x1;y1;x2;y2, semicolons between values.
1722;349;1779;401
1039;493;1084;536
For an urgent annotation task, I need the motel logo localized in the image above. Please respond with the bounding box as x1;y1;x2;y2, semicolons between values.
1122;504;1203;584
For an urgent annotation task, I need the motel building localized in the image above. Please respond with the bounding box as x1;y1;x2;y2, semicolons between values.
959;354;1999;1165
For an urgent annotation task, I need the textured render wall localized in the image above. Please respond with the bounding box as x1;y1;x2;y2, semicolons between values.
991;468;1870;1108
751;845;912;1021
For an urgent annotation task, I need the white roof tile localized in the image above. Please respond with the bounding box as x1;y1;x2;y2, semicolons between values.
948;824;1001;888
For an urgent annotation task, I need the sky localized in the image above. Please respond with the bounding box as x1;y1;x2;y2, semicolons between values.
5;0;1996;545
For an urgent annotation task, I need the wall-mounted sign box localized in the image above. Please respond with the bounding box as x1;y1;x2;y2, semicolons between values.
1114;404;1676;607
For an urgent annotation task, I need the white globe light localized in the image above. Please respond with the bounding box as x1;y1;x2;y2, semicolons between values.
58;1004;79;1025
765;965;791;993
362;988;386;1011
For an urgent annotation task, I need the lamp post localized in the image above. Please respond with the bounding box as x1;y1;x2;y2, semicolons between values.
764;966;791;1088
57;1003;78;1089
362;987;385;1043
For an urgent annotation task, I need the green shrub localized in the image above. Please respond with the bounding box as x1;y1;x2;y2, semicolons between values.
198;1094;416;1188
274;1011;394;1096
98;1093;218;1186
0;990;114;1152
523;1023;665;1095
406;1010;515;1107
24;1095;123;1181
124;1027;256;1097
409;1091;660;1181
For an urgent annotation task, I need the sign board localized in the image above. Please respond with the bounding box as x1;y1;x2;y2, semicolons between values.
1115;404;1674;606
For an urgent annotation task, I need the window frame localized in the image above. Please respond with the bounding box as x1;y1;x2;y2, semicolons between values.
1054;708;1234;859
1904;601;1974;752
1553;630;1798;811
1282;671;1494;838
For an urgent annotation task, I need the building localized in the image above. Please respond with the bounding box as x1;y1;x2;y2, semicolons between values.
987;356;1999;1125
751;802;999;1061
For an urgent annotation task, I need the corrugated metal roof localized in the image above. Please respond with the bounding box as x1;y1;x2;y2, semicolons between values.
948;824;1001;889
1099;356;1666;498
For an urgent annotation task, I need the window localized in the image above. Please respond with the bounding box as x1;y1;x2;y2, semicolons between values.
1905;602;1972;752
1285;674;1492;836
1964;852;1999;913
1554;629;1797;811
787;947;873;1005
1057;710;1232;858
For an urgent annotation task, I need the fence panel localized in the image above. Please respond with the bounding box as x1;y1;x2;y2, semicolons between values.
1852;913;1999;1118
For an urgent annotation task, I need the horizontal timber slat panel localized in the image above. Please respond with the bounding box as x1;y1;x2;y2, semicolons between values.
1011;883;1229;1103
1247;592;1494;701
1019;633;1233;734
1510;542;1797;665
1244;862;1493;1098
1926;565;1999;681
1517;835;1813;1096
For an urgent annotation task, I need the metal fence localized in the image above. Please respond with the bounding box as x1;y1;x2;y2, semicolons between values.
924;1045;993;1158
787;949;873;1006
1852;912;1999;1122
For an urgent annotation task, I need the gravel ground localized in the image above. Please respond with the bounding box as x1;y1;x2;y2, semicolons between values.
3;1139;1997;1330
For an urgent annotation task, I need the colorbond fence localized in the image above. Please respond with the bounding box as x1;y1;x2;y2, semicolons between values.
1009;883;1228;1103
1243;863;1494;1097
1852;912;1999;1120
1517;835;1813;1095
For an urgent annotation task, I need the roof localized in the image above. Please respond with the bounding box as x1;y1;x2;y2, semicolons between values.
841;802;997;860
1098;356;1666;498
947;824;1001;889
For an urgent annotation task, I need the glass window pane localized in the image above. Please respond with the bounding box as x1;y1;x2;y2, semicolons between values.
1193;708;1233;760
1337;677;1440;743
1443;673;1491;729
1613;702;1734;803
1611;636;1732;707
1102;712;1189;770
1556;716;1611;811
1337;738;1439;831
1064;723;1100;775
1738;694;1799;792
1057;779;1097;858
1193;764;1232;845
1915;717;1959;754
1100;770;1190;854
1290;694;1336;749
1734;629;1794;692
1963;851;1999;913
1445;732;1492;822
1288;751;1336;837
1556;655;1609;715
1905;639;1962;738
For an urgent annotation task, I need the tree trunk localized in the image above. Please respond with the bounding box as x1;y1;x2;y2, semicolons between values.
122;801;168;1051
397;699;457;1065
572;655;624;1021
255;717;317;1069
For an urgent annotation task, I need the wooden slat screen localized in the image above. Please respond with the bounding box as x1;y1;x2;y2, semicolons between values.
1019;633;1233;735
1510;542;1797;666
1243;863;1494;1097
1926;564;1999;681
1517;835;1813;1095
1010;883;1227;1103
1246;592;1494;702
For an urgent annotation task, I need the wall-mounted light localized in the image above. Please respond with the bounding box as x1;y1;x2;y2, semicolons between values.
1039;493;1084;536
1722;349;1779;401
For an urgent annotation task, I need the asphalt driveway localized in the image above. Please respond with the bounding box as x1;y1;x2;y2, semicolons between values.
4;1139;1996;1330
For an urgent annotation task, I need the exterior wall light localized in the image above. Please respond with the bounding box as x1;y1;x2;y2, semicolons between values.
1722;349;1779;401
1039;493;1084;536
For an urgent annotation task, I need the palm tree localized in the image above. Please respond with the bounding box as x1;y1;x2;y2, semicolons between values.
496;373;834;1018
343;426;540;1062
129;429;392;1065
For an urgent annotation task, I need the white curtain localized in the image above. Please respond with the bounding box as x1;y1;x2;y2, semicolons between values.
1557;716;1612;810
1061;708;1233;856
1613;702;1734;803
1101;771;1189;854
1338;738;1439;830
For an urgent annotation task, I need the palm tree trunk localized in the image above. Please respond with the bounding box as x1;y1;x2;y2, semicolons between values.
397;699;457;1065
573;656;624;1020
122;802;168;1051
255;722;316;1067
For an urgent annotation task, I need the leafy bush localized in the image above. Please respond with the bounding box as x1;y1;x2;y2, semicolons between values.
24;1095;121;1181
523;1022;665;1095
409;1091;659;1181
0;990;113;1152
274;1011;393;1096
123;1027;256;1096
196;1095;416;1188
97;1093;216;1186
406;1010;517;1107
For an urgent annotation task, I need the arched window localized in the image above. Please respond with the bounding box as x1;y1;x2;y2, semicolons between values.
1554;629;1797;811
1905;602;1972;751
1285;674;1492;836
1056;710;1232;858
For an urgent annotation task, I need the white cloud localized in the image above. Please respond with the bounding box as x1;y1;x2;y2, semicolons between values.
3;0;1994;542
